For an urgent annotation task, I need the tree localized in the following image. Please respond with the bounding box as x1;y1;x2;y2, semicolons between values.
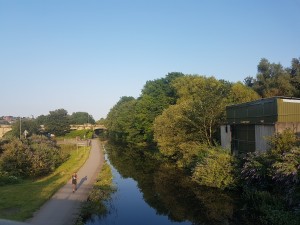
9;118;40;138
69;112;95;124
228;82;260;104
105;96;137;142
245;58;298;98
134;72;184;145
154;75;258;167
154;76;229;167
289;57;300;97
105;72;184;146
44;109;70;136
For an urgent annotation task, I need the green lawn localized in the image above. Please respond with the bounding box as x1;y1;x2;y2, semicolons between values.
0;146;90;221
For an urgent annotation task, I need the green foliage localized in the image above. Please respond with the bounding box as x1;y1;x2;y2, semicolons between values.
69;112;95;124
192;147;235;189
9;118;40;138
0;172;21;186
240;129;300;194
64;129;93;139
239;129;300;224
242;190;300;225
44;108;71;136
0;144;90;221
105;72;183;146
245;57;300;98
227;82;260;104
0;135;65;178
154;75;260;165
105;96;138;143
76;162;115;224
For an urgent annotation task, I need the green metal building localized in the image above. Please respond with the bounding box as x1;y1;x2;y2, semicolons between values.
221;97;300;154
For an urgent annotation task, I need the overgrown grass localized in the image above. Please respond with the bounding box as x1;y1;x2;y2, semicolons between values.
75;162;116;225
0;144;90;221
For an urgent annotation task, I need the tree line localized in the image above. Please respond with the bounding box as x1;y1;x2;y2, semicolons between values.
0;110;96;184
6;110;96;138
104;57;300;224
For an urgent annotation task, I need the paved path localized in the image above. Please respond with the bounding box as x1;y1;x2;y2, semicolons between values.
28;139;105;225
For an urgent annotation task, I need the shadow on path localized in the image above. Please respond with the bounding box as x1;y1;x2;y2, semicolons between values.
77;176;88;190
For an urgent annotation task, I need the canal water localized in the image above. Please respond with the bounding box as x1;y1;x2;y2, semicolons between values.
85;142;252;225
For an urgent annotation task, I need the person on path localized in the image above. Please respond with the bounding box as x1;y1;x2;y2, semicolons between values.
72;172;77;193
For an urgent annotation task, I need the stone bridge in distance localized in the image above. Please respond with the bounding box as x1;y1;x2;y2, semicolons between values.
0;124;106;138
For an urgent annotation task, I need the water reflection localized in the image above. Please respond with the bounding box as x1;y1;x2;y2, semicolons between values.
86;142;253;225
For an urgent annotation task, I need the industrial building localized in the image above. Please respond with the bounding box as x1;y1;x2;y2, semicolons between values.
221;97;300;154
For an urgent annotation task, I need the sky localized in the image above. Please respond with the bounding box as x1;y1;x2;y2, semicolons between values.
1;0;299;120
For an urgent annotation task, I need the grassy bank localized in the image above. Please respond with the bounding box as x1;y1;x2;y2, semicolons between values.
0;145;90;221
76;162;115;225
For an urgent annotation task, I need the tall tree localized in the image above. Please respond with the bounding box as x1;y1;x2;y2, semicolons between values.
154;75;259;166
9;118;40;138
69;112;95;124
105;72;184;146
105;96;137;142
44;109;70;136
228;82;260;104
289;57;300;97
246;58;297;97
134;72;184;145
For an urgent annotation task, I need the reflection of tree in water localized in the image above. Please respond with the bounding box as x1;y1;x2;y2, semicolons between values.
153;164;235;225
106;142;250;225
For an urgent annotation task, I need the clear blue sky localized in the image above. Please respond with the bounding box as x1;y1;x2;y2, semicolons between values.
1;0;299;120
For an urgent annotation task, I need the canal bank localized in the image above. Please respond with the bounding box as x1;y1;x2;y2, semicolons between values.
82;142;251;225
28;139;105;225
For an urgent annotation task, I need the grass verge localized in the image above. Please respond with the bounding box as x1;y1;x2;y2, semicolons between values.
0;145;90;221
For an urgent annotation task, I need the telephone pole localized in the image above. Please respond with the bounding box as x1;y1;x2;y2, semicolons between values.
19;117;21;139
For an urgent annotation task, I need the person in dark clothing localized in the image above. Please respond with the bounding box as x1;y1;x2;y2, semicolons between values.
72;172;77;193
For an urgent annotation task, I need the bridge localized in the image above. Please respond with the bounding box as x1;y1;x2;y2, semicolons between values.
0;125;12;138
70;124;107;131
0;124;106;138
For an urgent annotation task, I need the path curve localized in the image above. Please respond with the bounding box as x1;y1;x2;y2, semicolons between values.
28;139;105;225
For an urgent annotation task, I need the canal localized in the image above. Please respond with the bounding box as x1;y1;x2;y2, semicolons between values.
85;142;252;225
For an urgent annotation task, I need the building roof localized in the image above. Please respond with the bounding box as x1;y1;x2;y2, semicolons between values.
226;96;300;124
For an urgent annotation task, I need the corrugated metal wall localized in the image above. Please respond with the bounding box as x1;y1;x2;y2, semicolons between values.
223;97;300;154
255;125;275;153
277;99;300;122
220;125;231;150
226;98;277;124
231;124;255;154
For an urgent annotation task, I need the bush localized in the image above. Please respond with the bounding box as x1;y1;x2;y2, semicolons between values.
239;129;300;224
0;135;65;178
240;129;300;198
0;172;21;186
242;190;300;225
192;147;235;189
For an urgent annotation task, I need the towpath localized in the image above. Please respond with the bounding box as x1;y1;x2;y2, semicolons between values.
28;139;104;225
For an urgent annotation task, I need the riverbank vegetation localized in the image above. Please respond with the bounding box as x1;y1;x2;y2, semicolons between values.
75;161;115;225
104;57;300;224
0;137;90;221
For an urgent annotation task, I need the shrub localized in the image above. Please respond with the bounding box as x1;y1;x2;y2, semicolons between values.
239;129;300;224
0;135;65;178
192;148;235;189
242;190;300;225
240;129;300;198
0;172;21;186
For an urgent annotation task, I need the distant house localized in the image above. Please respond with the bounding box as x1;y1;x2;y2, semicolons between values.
221;97;300;154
